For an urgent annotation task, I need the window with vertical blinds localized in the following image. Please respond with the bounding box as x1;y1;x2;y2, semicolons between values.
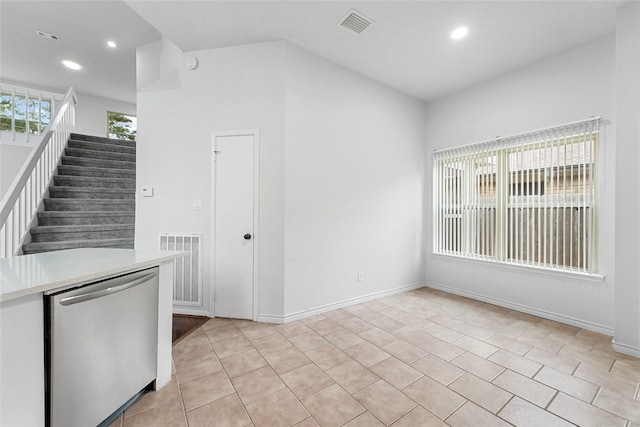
433;117;600;275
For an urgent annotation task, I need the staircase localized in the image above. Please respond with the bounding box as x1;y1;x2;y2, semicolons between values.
21;133;136;255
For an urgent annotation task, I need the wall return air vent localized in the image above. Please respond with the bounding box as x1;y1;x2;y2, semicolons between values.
339;9;374;35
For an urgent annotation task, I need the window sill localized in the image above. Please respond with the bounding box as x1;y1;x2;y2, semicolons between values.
430;252;606;283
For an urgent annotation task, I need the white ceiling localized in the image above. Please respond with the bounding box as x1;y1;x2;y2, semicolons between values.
127;0;623;101
0;1;160;104
1;1;624;104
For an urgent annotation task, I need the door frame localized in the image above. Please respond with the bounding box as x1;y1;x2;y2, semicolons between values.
210;129;260;320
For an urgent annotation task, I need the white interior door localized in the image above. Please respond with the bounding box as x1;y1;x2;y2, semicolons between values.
213;132;257;320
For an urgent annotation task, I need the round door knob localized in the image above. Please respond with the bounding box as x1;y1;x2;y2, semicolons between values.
243;233;252;240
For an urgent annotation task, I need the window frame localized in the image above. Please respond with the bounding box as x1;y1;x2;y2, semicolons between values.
432;118;601;277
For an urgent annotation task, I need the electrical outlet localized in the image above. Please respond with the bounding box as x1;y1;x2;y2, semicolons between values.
357;272;364;282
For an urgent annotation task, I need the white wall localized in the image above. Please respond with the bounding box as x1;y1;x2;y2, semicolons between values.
283;45;426;318
423;34;616;333
0;145;31;199
74;93;136;138
613;2;640;356
135;39;287;318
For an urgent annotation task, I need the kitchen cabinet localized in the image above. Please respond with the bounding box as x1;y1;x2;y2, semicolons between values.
0;248;183;427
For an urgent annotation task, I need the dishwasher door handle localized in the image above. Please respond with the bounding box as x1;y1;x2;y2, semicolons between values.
59;272;157;306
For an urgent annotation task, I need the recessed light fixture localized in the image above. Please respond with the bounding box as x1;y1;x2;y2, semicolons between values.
62;60;82;70
451;26;469;40
36;30;59;41
107;40;117;48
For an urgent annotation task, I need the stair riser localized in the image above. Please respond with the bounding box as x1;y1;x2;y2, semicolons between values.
61;157;136;171
32;230;134;242
68;140;136;155
53;176;135;189
70;134;135;147
37;215;135;226
65;148;136;163
23;241;134;255
49;189;135;199
44;199;134;212
57;166;136;179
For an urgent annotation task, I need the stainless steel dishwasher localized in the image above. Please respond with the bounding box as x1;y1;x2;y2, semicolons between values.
45;267;159;427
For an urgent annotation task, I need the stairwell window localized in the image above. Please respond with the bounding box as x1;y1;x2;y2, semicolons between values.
107;111;136;141
0;91;51;135
433;118;600;275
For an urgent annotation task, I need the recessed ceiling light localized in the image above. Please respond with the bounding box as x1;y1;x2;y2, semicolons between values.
107;40;117;48
451;27;469;40
62;60;82;70
36;30;59;41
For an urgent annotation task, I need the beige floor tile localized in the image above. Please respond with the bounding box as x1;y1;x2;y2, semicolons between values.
301;384;365;427
524;347;579;374
370;316;407;333
175;352;224;384
125;376;182;419
573;363;639;397
250;332;291;353
173;334;215;366
423;324;465;343
294;417;320;427
220;349;268;378
353;380;417;425
488;349;542;378
260;345;312;375
392;325;432;345
446;401;511;427
411;353;464;385
369;357;423;389
403;376;466;420
449;373;512;413
498;396;574;427
304;343;352;370
240;323;278;340
428;313;465;329
534;366;599;403
341;317;375;334
123;399;188;427
342;411;384;426
202;317;236;330
180;370;235;411
231;366;286;404
245;388;309;427
203;324;243;342
324;308;354;322
275;321;313;338
306;318;344;336
382;340;428;363
212;335;254;359
453;322;495;340
547;331;598;350
358;327;397;347
186;393;251;427
326;360;380;394
611;359;640;382
289;331;330;352
492;369;557;408
557;344;614;371
281;363;335;398
450;352;504;381
397;314;436;330
485;334;533;356
343;341;391;367
517;331;566;353
391;406;447;427
323;329;365;350
593;388;640;423
232;319;256;328
548;392;626;427
418;338;464;362
452;336;499;358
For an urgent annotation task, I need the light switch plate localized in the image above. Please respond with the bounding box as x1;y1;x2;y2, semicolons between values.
141;187;153;197
192;199;203;210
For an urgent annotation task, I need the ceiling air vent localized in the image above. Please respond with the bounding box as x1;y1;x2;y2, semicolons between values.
35;30;59;41
339;9;374;35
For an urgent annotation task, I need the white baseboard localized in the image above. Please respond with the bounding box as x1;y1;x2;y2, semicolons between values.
612;340;640;358
172;306;210;317
256;314;285;324
276;282;426;324
425;281;614;336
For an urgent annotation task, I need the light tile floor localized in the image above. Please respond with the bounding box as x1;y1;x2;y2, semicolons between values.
110;288;640;427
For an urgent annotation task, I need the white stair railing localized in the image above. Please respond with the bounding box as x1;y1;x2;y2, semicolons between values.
0;87;77;258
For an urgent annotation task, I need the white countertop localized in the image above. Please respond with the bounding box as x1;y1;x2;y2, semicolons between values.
0;248;185;302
